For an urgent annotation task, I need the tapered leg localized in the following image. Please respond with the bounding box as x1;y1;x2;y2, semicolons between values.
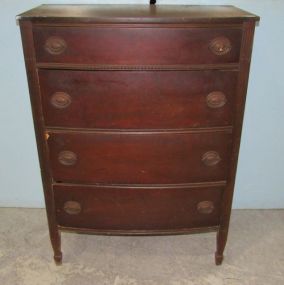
50;227;62;265
215;227;228;265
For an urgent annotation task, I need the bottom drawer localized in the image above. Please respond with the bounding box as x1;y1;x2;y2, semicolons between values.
54;184;223;231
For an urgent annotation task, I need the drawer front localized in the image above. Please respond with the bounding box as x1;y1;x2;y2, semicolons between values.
39;70;237;129
48;131;232;184
54;184;223;230
34;26;242;65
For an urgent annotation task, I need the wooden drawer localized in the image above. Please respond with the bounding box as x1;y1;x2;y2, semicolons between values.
33;26;242;65
39;70;237;129
54;184;223;231
48;131;232;184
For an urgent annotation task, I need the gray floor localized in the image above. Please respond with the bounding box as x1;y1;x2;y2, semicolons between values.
0;209;283;285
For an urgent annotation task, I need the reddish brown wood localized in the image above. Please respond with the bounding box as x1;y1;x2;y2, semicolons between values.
18;4;258;265
19;21;62;265
37;62;240;71
215;20;257;266
33;26;242;65
39;70;237;129
54;184;223;230
47;130;232;184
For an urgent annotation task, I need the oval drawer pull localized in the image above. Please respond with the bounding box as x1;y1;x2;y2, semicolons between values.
45;36;67;55
197;201;214;214
209;37;232;56
51;92;71;109
202;151;221;166
206;91;227;108
58;151;77;166
63;201;81;215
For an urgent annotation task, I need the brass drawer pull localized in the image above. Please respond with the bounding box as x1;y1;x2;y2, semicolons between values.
51;92;71;109
45;36;67;55
197;201;214;214
202;151;221;166
209;37;232;56
63;201;81;215
58;151;77;166
206;91;227;108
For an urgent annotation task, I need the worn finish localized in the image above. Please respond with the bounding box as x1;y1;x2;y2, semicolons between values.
19;21;63;265
39;70;237;129
54;184;223;230
17;4;259;24
48;131;232;184
34;26;242;65
215;20;257;266
18;4;258;265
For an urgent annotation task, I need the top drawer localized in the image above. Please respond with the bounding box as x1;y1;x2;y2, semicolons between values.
33;26;242;65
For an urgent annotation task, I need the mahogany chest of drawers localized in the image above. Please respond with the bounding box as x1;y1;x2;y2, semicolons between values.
18;4;259;265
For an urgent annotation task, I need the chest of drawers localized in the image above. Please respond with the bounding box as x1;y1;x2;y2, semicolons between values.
18;4;259;265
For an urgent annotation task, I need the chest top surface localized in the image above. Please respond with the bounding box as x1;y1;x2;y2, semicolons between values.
17;4;259;24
